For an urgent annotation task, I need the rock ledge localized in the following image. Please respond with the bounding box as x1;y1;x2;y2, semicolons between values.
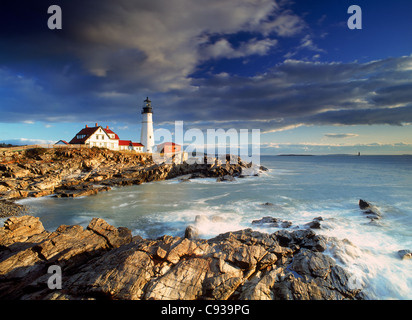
0;216;363;300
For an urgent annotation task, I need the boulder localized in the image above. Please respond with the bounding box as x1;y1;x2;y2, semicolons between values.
0;215;45;246
304;217;323;229
216;175;236;182
273;249;358;300
64;242;155;300
145;257;210;300
184;225;199;239
87;217;132;248
359;199;382;221
252;216;292;228
398;249;412;260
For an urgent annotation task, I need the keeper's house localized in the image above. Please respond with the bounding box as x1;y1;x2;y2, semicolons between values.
69;123;142;152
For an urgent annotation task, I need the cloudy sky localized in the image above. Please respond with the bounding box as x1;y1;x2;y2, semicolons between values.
1;0;412;154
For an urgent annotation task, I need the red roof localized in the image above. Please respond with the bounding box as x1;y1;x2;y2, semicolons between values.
55;140;69;145
69;125;141;148
132;142;144;147
69;125;121;144
119;140;143;147
119;140;132;146
103;128;120;140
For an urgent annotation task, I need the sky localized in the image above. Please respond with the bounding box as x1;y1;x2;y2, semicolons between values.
1;0;412;155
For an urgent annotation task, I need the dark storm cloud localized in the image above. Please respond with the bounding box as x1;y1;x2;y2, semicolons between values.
308;105;412;126
172;56;412;132
0;0;301;123
0;1;412;133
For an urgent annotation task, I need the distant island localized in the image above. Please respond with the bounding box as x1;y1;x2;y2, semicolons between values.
0;143;20;148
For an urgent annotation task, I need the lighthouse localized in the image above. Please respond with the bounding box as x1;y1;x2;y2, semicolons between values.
140;97;155;153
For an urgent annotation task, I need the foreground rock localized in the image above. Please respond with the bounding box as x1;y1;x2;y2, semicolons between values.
0;216;363;300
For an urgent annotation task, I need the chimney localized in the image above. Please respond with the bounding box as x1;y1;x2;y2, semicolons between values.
106;125;109;130
85;124;88;128
95;123;98;127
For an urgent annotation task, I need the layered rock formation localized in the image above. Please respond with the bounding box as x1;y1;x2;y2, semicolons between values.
0;148;251;202
0;216;363;300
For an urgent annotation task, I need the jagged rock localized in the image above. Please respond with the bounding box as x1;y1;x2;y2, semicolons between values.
0;217;363;300
216;175;236;182
203;258;244;300
398;249;412;260
87;217;132;248
145;257;210;300
359;199;382;221
55;186;111;198
304;217;323;229
64;241;155;300
184;225;199;239
252;216;292;228
0;215;45;246
273;252;356;300
0;148;248;204
34;224;110;268
166;238;203;264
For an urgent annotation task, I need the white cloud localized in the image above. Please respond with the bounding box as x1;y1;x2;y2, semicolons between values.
282;34;325;60
259;13;305;36
201;38;278;60
69;0;299;91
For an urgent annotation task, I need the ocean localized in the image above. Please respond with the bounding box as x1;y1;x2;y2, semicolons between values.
13;155;412;300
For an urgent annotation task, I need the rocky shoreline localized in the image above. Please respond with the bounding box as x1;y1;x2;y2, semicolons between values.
0;147;366;300
0;199;28;218
0;147;255;207
0;215;363;300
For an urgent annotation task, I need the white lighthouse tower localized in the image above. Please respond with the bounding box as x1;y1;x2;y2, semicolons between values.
140;97;155;153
